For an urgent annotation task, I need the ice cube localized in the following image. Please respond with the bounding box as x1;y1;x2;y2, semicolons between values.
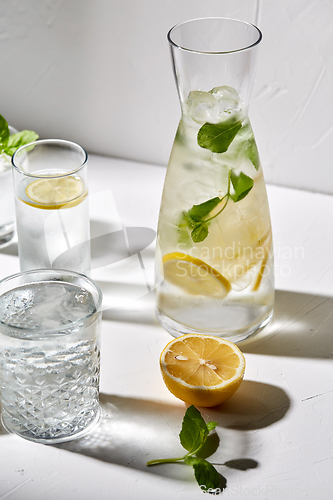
186;90;221;124
186;87;242;125
210;86;242;114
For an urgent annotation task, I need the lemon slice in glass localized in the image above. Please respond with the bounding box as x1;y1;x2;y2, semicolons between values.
162;252;231;298
25;176;86;209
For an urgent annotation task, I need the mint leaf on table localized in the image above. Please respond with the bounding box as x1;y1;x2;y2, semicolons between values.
230;171;253;202
179;405;212;454
197;118;242;154
185;457;222;493
147;405;225;493
206;420;218;433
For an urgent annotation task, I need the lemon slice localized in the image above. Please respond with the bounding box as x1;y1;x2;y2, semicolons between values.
253;235;272;291
162;252;231;298
160;334;246;407
25;176;86;209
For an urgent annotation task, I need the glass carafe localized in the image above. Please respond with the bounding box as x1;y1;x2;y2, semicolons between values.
155;18;274;343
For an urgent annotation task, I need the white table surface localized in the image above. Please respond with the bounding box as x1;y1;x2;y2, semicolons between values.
0;154;332;499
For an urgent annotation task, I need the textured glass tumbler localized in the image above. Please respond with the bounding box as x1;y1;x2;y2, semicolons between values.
12;139;90;274
0;269;102;444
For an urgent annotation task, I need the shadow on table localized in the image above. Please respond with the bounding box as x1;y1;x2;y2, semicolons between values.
0;241;18;257
241;289;333;359
101;288;333;360
55;381;290;481
101;290;159;325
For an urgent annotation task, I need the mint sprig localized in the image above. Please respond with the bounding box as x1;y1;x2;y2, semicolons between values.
178;109;258;244
0;114;38;157
147;405;225;493
179;169;253;243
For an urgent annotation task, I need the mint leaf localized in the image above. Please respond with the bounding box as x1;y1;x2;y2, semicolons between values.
179;212;196;230
191;223;208;243
0;114;10;149
236;123;260;171
185;457;223;492
179;197;222;244
179;195;230;244
0;114;39;157
4;130;39;156
206;421;218;433
187;197;221;221
230;171;253;202
147;406;229;494
244;137;260;171
197;118;242;153
179;405;209;454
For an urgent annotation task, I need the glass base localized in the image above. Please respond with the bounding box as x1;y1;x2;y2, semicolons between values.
156;308;273;344
1;406;101;444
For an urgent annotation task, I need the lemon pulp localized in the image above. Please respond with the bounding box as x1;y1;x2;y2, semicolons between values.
160;334;246;407
23;176;86;210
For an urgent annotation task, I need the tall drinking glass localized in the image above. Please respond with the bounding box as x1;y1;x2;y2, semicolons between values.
0;269;102;443
12;139;90;274
155;18;274;343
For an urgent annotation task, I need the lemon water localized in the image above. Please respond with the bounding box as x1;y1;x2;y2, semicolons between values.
155;87;274;342
0;280;101;443
15;173;90;273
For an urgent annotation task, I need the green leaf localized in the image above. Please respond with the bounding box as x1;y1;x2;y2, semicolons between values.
179;405;209;454
4;130;39;156
236;123;260;171
185;457;222;492
179;211;199;231
187;197;221;221
197;118;242;153
179;197;222;244
191;223;208;243
244;137;260;171
146;406;227;494
0;114;10;148
206;421;218;433
230;171;253;202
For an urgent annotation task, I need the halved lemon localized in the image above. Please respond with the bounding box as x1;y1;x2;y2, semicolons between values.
24;176;86;209
160;334;245;407
162;252;231;298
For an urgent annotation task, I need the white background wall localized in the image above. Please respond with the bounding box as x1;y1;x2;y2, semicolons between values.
0;0;332;194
